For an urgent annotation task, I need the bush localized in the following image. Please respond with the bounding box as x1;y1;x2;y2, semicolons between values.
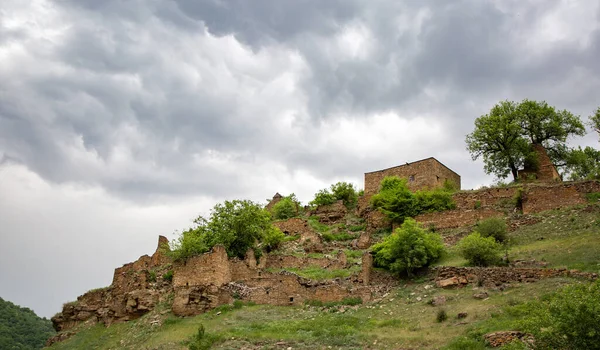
370;176;455;223
330;182;358;208
162;270;173;282
310;189;337;207
436;309;448;323
476;217;508;243
518;280;600;349
188;324;221;350
262;226;285;252
169;199;277;261
457;232;503;266
310;182;359;208
272;194;300;220
371;218;445;275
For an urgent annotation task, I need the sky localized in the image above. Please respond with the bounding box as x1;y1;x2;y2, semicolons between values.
1;0;599;318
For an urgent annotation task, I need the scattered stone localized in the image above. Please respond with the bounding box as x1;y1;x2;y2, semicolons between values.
431;296;446;306
473;291;489;299
437;277;459;288
416;297;422;302
457;312;468;319
484;331;534;348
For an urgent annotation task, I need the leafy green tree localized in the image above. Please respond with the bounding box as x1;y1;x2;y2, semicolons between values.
371;218;445;275
457;232;503;266
309;188;337;207
370;176;455;223
170;199;279;261
330;182;358;208
476;217;508;243
563;146;600;180
466;100;529;180
0;297;55;350
591;107;600;136
272;194;300;220
466;99;585;181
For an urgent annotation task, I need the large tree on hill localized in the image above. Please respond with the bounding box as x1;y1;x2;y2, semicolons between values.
465;100;530;180
466;99;585;181
562;109;600;180
592;107;600;136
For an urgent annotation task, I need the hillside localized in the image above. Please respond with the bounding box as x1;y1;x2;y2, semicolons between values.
46;199;600;349
0;297;55;349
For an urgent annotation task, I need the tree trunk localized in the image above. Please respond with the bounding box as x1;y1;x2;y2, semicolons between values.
510;165;519;181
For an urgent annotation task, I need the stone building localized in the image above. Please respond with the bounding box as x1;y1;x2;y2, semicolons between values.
518;144;561;182
364;157;461;196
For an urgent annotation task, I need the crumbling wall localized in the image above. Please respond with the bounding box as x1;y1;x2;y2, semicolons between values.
265;251;347;270
312;200;347;223
434;266;597;288
415;208;505;230
273;218;322;244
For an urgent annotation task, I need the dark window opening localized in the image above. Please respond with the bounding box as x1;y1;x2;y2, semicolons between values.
266;290;269;295
289;297;294;302
409;175;415;182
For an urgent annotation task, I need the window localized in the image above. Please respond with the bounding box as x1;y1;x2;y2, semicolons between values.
409;175;415;182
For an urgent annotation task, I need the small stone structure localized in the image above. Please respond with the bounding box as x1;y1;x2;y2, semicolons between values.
518;144;561;182
364;157;461;196
265;192;283;212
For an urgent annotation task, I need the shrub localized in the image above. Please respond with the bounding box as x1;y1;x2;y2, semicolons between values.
262;226;285;252
517;280;600;349
436;309;448;323
370;176;455;223
169;199;277;261
272;194;300;220
148;271;157;282
457;232;503;266
330;181;358;208
322;232;355;242
188;324;221;350
476;217;508;243
310;189;337;207
371;218;445;275
162;270;174;282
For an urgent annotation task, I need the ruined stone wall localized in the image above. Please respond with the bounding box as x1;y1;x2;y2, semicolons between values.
272;217;322;244
312;200;347;223
434;266;597;288
413;181;600;230
173;245;231;288
265;251;347;270
364;158;461;196
518;144;561;182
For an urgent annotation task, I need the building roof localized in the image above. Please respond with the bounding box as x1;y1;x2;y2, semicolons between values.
364;157;460;178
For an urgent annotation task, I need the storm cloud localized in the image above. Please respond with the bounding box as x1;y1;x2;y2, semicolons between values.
1;0;599;317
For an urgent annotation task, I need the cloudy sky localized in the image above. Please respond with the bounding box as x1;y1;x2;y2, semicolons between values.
1;0;599;318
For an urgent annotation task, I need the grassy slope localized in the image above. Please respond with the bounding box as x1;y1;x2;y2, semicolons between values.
48;205;600;350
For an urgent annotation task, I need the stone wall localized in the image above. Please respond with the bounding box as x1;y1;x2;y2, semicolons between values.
173;245;231;288
265;251;347;270
311;200;348;223
364;158;461;196
273;217;322;244
518;144;560;182
414;181;600;230
434;266;598;288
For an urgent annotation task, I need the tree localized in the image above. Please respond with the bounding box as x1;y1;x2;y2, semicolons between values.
272;194;300;220
309;181;358;208
371;218;445;275
590;107;600;136
562;109;600;180
466;99;585;181
0;297;55;350
457;232;503;266
466;100;529;180
170;199;282;261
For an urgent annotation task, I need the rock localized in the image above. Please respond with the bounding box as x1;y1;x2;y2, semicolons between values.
436;277;459;288
473;291;489;299
457;312;468;319
484;331;534;347
431;296;446;306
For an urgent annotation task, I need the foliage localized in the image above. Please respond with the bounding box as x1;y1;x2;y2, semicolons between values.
0;297;55;350
563;146;600;180
466;99;585;180
187;324;221;350
436;309;448;323
591;107;600;136
322;232;356;242
148;271;157;282
476;217;508;243
310;182;358;208
370;176;455;223
261;226;285;252
162;270;174;282
457;232;503;266
371;218;445;275
169;199;279;261
348;223;366;232
304;297;362;308
517;280;600;350
586;192;600;203
272;194;300;220
330;181;358;208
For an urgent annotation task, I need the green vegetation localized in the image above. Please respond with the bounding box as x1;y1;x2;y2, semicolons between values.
370;176;455;223
163;270;174;282
272;194;300;220
457;232;503;266
0;297;55;349
321;232;356;242
309;181;358;208
436;309;448;323
371;218;445;275
169;199;283;261
187;324;221;350
305;297;362;308
466;99;585;181
475;217;508;243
